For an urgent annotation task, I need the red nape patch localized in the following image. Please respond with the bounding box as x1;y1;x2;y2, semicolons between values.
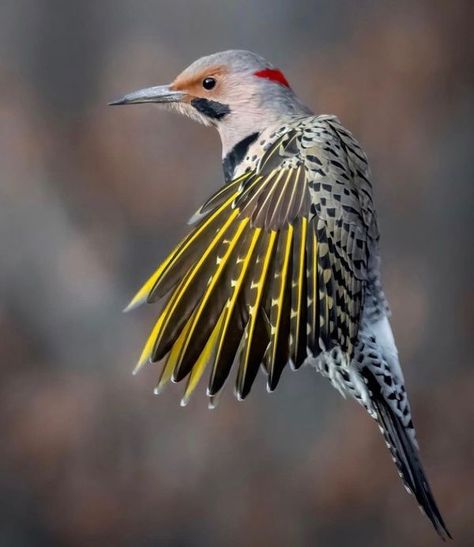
254;68;290;88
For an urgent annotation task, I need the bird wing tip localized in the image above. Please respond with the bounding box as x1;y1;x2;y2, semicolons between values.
132;354;150;375
123;297;145;313
187;210;204;225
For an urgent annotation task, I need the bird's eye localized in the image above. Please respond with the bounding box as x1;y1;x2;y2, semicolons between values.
202;77;216;90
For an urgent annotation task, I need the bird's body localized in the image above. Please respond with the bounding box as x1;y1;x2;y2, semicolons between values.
111;50;450;539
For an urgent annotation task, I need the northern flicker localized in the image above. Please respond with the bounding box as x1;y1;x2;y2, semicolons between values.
110;50;450;539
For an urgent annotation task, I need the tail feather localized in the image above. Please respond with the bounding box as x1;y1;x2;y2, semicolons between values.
362;368;451;540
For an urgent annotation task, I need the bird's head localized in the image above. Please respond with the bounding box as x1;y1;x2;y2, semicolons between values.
110;50;311;155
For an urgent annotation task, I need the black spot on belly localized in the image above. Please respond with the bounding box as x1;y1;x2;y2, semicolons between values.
191;98;230;120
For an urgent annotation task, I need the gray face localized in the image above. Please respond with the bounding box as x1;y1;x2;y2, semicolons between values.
109;49;312;155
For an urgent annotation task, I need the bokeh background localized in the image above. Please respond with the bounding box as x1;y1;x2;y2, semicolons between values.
1;1;473;546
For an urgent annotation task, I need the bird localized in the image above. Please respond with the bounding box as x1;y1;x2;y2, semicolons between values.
110;50;450;539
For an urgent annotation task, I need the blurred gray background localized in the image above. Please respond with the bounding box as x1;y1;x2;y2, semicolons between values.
0;1;473;546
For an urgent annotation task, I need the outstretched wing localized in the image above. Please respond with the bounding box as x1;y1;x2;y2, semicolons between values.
128;117;377;405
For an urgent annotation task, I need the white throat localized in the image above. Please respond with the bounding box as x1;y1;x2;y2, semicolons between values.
217;91;312;157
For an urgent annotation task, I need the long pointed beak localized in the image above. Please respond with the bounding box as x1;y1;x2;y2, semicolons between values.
108;85;185;106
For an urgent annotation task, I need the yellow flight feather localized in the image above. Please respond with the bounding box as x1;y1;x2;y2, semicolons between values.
268;225;294;373
160;310;195;380
291;217;307;361
238;230;278;390
213;228;262;368
133;273;191;374
180;308;227;406
124;189;240;312
148;209;240;356
172;218;250;368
